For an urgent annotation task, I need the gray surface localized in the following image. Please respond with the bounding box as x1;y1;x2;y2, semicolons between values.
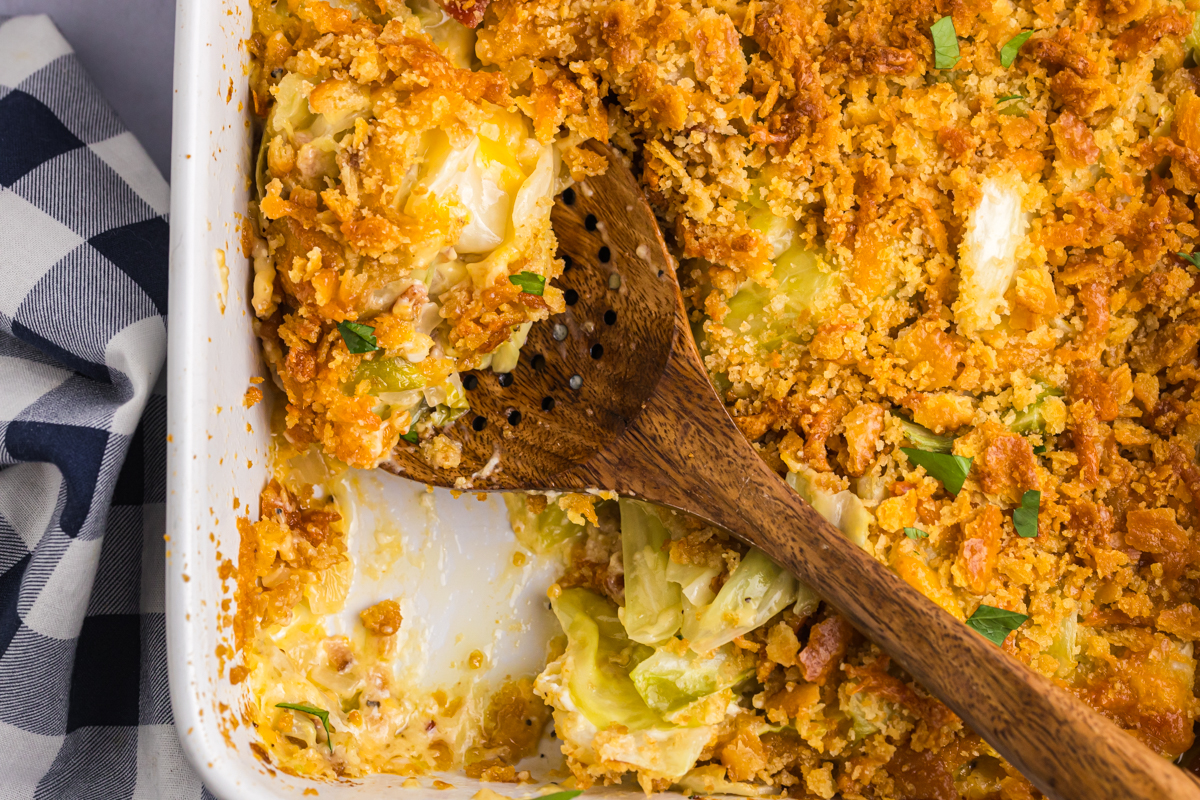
0;0;175;179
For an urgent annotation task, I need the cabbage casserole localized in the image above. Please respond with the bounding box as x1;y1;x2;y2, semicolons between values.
236;0;1200;797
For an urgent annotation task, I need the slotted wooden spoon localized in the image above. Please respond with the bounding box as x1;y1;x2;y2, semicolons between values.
384;143;1200;800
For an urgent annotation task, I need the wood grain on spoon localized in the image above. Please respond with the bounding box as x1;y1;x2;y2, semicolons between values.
383;143;1200;800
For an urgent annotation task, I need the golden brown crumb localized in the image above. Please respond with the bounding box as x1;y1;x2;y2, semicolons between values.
243;386;264;408
360;599;403;636
421;435;463;470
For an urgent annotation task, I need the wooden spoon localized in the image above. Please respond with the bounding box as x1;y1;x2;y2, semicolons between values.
384;143;1200;800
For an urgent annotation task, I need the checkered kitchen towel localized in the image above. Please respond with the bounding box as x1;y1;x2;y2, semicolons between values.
0;15;208;800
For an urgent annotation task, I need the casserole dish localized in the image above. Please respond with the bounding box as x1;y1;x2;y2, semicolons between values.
169;0;1200;796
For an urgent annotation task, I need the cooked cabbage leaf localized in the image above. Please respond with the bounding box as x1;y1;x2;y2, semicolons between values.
551;588;660;731
503;494;586;553
665;558;722;607
620;499;683;645
897;418;954;454
1045;604;1078;679
1010;385;1064;434
952;173;1028;334
683;548;797;654
785;467;872;551
351;357;425;394
630;645;752;721
720;244;840;353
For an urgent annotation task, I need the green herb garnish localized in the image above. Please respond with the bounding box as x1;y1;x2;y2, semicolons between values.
338;321;380;354
966;604;1029;645
1013;490;1040;538
900;448;973;495
904;527;930;539
510;271;546;296
401;429;419;444
538;792;584;800
1000;31;1033;67
1033;444;1047;454
276;702;334;751
997;94;1024;103
931;16;960;70
1178;251;1200;269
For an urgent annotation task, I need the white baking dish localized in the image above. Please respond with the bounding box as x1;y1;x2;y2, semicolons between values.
164;3;629;798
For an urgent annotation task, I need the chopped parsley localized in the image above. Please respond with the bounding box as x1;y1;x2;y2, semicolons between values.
401;429;419;444
900;447;973;495
337;321;380;354
904;527;929;539
1000;31;1033;68
1178;251;1200;269
276;702;334;751
1033;444;1047;455
510;271;546;296
996;94;1024;103
966;604;1029;645
1013;489;1041;538
931;16;960;70
538;792;584;800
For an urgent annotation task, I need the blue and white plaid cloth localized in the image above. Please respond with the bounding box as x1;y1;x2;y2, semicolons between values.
0;15;210;799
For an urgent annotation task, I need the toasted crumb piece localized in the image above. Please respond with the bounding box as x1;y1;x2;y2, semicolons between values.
360;599;403;636
798;614;855;684
422;434;463;469
764;620;801;667
557;493;600;525
243;385;264;408
464;761;532;783
910;393;974;434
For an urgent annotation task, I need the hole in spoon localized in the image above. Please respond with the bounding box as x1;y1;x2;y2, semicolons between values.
531;353;546;371
497;372;513;388
471;415;487;431
541;396;555;411
562;187;576;206
584;214;598;231
507;409;522;426
462;374;479;391
590;344;604;359
598;246;611;263
569;375;583;390
603;310;616;325
564;289;579;306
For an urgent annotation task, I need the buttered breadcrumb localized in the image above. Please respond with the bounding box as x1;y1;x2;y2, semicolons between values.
237;0;1200;796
